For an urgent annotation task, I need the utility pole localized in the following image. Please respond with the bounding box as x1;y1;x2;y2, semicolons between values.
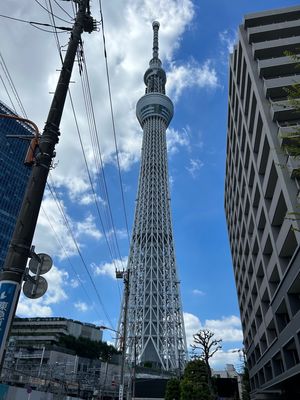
116;269;129;400
0;0;96;366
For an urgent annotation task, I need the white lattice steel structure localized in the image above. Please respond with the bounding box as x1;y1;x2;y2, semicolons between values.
118;22;187;372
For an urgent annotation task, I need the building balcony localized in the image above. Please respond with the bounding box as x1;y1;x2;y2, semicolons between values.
278;125;300;143
270;100;300;123
252;36;300;60
248;19;300;44
258;56;299;79
244;7;300;29
264;75;300;99
286;155;300;178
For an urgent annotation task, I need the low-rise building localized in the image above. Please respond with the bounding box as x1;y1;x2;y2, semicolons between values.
10;316;103;347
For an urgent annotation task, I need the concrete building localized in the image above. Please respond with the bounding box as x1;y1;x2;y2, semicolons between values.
225;5;300;399
212;364;242;399
1;317;120;398
10;316;103;346
0;101;32;269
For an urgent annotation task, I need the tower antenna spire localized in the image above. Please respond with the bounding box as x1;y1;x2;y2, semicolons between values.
152;21;160;60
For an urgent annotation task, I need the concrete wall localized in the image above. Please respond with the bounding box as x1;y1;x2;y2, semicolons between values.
0;384;84;400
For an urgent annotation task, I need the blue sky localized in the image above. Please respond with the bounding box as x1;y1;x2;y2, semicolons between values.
0;0;299;369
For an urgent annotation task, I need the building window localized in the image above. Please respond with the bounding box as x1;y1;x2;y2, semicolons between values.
287;272;300;316
259;136;270;175
269;264;280;297
256;262;265;288
279;226;298;260
253;113;263;154
261;288;270;315
283;339;299;369
265;162;278;200
244;76;251;116
249;92;257;134
264;361;273;382
272;351;284;376
267;319;278;345
271;191;287;228
255;306;263;328
275;299;290;333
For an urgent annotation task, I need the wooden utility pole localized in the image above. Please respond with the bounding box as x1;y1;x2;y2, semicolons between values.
0;0;96;366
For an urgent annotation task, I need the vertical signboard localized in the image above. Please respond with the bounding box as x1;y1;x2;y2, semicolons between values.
0;281;20;363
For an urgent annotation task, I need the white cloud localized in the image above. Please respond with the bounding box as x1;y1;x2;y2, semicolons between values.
219;29;237;54
205;315;243;342
74;301;89;312
183;312;243;347
77;193;105;206
93;257;128;279
16;298;53;318
210;349;243;370
167;60;218;102
0;0;199;203
169;175;175;189
192;289;206;296
70;278;80;288
184;312;202;347
167;127;190;155
35;196;77;260
186;158;204;178
184;312;244;369
76;214;102;240
34;194;103;261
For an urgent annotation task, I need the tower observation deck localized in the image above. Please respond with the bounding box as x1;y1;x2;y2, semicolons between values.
119;21;187;372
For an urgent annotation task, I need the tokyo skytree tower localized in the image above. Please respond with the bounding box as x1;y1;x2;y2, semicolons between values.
119;21;187;371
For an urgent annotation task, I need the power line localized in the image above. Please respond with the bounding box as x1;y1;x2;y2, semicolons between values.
0;74;17;114
47;0;123;271
98;0;131;245
0;13;71;31
34;0;72;24
79;44;125;266
47;179;115;329
53;0;74;19
0;52;27;118
41;204;104;321
45;4;122;310
0;19;115;326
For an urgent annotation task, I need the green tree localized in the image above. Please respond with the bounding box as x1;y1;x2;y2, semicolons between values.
165;378;180;400
241;362;250;400
58;335;119;360
180;359;214;400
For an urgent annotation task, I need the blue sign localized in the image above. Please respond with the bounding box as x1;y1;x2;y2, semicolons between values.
0;281;19;361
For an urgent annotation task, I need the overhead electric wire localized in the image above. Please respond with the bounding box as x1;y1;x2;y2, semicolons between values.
45;1;122;307
79;45;125;269
98;0;131;245
47;0;122;271
53;0;74;19
34;0;72;24
0;74;17;114
0;8;117;326
0;39;106;321
0;14;71;31
0;52;27;118
41;204;104;321
47;179;114;329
